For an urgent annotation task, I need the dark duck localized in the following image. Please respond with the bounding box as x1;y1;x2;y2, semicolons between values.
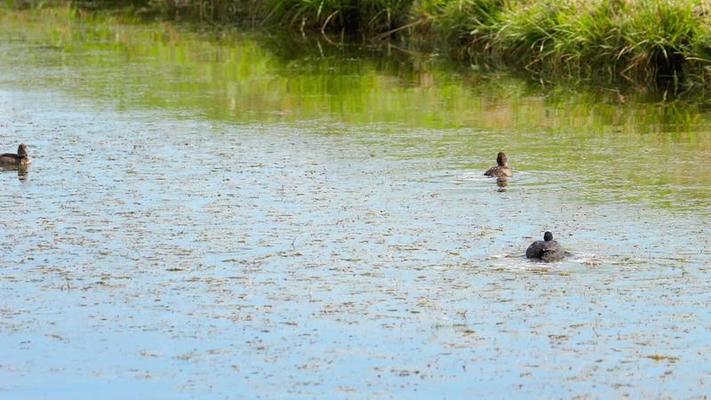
526;231;565;262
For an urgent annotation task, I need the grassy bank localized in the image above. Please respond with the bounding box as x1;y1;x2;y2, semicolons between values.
7;0;711;90
429;0;711;89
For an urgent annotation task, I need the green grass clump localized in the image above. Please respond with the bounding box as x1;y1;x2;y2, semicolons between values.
424;0;504;49
491;0;573;64
451;0;711;86
622;0;701;83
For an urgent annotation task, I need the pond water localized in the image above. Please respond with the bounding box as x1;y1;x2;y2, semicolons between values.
0;9;709;399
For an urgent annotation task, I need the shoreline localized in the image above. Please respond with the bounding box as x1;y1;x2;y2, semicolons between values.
3;0;711;99
71;0;711;94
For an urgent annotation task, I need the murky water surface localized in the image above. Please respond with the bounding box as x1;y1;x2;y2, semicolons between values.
0;9;709;399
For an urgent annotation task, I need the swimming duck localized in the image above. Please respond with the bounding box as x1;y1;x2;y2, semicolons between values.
484;152;512;178
0;144;31;167
526;231;565;262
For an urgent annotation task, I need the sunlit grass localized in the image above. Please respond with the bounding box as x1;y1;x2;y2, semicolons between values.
426;0;711;88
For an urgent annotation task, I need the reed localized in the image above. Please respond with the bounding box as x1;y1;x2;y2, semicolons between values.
260;0;413;35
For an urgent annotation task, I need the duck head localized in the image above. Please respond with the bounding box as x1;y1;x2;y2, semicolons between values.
496;152;508;167
544;231;553;241
17;143;29;158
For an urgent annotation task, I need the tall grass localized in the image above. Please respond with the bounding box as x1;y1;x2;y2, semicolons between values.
262;0;413;35
106;0;415;33
485;0;708;84
425;0;711;87
424;0;504;52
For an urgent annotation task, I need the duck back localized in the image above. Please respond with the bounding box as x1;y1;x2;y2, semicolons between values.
484;165;512;178
526;240;564;261
0;153;21;165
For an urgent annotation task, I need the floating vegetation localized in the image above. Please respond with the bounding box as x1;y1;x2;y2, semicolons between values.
646;354;681;362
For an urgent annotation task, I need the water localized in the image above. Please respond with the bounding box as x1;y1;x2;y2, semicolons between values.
0;9;709;399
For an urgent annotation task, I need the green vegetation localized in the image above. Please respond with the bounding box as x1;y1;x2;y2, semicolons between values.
424;0;711;89
4;0;711;91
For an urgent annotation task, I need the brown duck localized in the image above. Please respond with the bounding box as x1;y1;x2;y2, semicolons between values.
484;152;512;178
0;144;31;167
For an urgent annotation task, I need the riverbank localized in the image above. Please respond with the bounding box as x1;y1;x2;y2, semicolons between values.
51;0;711;93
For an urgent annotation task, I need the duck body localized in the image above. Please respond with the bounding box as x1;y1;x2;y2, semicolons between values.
526;231;565;262
484;151;512;178
484;165;512;178
0;144;31;167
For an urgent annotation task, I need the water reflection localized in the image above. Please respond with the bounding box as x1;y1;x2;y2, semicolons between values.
0;165;29;181
17;165;29;181
496;177;508;192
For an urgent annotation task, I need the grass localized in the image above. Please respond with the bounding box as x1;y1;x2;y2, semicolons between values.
450;0;711;90
5;0;711;90
261;0;413;35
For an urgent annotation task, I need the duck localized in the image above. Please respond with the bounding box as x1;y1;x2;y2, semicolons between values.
0;144;31;167
526;231;565;262
484;152;512;178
